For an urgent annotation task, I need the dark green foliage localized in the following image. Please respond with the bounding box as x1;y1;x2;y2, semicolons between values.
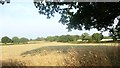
45;36;59;42
34;1;120;38
109;28;120;41
57;35;80;42
0;0;10;5
57;35;72;42
19;37;29;44
12;37;20;44
45;35;80;42
35;37;45;41
72;35;80;41
1;36;12;44
92;33;103;43
81;33;90;42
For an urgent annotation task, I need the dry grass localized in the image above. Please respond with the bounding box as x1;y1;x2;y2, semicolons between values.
1;41;71;57
1;41;120;67
1;49;112;66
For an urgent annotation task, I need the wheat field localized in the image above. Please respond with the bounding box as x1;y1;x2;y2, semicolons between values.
0;41;120;67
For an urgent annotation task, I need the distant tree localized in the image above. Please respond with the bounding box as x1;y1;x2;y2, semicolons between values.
46;36;55;42
19;37;29;44
65;35;74;42
72;35;80;41
53;36;59;41
81;33;90;42
12;37;19;44
57;35;67;42
35;37;45;41
1;36;12;44
57;35;74;42
45;36;59;42
92;33;103;43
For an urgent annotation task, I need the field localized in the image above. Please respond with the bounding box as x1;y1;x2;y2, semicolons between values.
0;41;120;67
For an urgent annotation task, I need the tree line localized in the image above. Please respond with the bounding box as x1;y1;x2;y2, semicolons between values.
1;36;29;44
1;33;113;44
34;33;112;43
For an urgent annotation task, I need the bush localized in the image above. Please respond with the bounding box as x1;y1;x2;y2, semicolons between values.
12;37;20;44
19;37;29;44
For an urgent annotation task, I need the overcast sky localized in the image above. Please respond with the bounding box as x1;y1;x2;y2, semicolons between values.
0;0;109;39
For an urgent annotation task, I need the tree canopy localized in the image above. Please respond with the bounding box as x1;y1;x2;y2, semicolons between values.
81;33;90;41
1;36;12;44
92;33;103;43
33;1;120;39
19;37;29;44
12;36;20;44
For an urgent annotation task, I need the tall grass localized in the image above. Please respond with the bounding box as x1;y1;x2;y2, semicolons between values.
2;43;120;67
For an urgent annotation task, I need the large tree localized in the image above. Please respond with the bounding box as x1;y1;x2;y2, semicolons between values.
1;36;12;44
81;33;90;42
19;37;29;44
33;1;120;39
12;36;20;44
92;33;103;43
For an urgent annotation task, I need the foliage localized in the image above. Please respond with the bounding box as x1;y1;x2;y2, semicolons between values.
45;35;80;42
72;35;80;41
45;36;59;42
109;28;120;41
57;35;73;42
81;33;90;42
34;1;120;38
19;37;29;44
92;33;103;43
12;37;20;44
1;36;12;44
0;0;10;5
35;37;45;41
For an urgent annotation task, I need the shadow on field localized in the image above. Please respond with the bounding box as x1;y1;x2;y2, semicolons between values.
2;44;120;67
20;45;120;66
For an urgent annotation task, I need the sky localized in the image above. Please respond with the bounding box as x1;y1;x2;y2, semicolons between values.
0;0;110;39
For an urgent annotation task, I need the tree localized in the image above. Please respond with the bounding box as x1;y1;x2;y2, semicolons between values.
109;28;120;41
1;36;12;44
33;1;120;38
57;35;74;42
0;0;10;5
72;35;80;41
45;36;58;42
12;36;19;44
81;33;90;42
92;33;103;43
19;37;29;44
